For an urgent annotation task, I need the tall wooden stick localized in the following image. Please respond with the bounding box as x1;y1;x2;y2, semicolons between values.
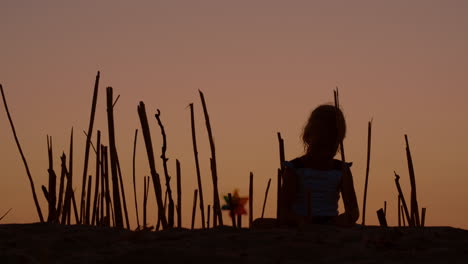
0;84;44;222
277;133;285;173
191;189;198;230
132;129;140;229
106;87;124;228
176;159;182;228
276;169;281;221
421;208;426;227
394;172;413;227
143;176;150;229
91;131;101;226
137;101;167;229
155;109;175;228
116;156;130;229
261;178;272;218
199;91;223;226
249;172;253;228
377;208;387;227
401;205;406;227
398;195;401;227
56;153;67;222
189;103;206;229
361;120;372;225
207;205;211;229
277;133;285;222
405;135;420;227
80;71;100;224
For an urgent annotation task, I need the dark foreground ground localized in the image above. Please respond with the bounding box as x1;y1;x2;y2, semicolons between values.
0;223;467;263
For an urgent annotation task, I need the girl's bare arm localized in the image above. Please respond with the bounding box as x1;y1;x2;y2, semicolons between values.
336;165;359;226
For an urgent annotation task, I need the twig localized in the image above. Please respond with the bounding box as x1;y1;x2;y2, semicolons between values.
46;136;57;223
0;208;12;222
91;131;101;225
155;109;175;228
80;71;100;224
137;101;167;229
199;90;223;226
85;175;92;224
56;153;67;222
189;103;206;228
0;84;44;222
394;172;413;226
421;207;426;227
116;154;130;229
82;130;97;154
261;178;272;218
207;204;211;229
361;120;372;225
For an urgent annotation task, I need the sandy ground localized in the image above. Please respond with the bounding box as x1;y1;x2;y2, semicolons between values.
0;223;467;263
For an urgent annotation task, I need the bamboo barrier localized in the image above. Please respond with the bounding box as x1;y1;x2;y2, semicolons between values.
199;90;223;226
155;109;175;228
405;135;420;227
261;178;272;218
132;129;140;229
137;101;167;229
361;120;372;225
249;172;253;228
0;84;44;222
79;71;100;224
189;103;206;229
176;159;182;228
191;189;198;230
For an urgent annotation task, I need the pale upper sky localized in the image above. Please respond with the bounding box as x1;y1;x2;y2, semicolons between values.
1;0;467;228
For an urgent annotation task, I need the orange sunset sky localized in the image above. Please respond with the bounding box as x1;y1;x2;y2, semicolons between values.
1;1;467;229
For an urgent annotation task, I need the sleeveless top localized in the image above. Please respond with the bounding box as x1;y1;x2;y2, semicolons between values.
285;158;351;217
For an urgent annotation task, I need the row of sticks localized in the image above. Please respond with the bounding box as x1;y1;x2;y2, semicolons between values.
1;78;425;229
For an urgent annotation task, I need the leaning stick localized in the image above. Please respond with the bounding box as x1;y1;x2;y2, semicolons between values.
207;205;211;229
376;208;387;227
394;172;413;227
401;205;406;227
0;85;44;222
0;208;12;222
106;87;123;228
199;90;223;226
176;159;182;228
137;102;167;229
143;176;150;229
191;189;198;230
189;103;206;229
249;172;253;228
132;129;140;229
361;120;372;226
398;195;401;227
80;71;100;224
421;208;426;227
155;109;175;228
405;135;420;227
261;178;272;218
91;131;101;226
56;153;67;222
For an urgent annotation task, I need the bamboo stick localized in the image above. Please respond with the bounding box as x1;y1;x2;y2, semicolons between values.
398;195;401;227
106;87;123;228
137;101;167;229
276;169;281;222
277;133;285;174
261;178;272;218
189;103;206;229
41;186;49;203
405;135;420;227
421;207;426;227
199;90;223;226
155;109;175;228
207;205;211;229
228;193;235;227
394;172;413;226
143;176;149;229
56;153;67;222
85;175;92;225
116;155;130;229
361;120;372;225
91;131;101;226
102;146;111;227
80;71;100;224
0;84;44;222
191;189;198;230
384;201;387;216
377;208;387;227
176;159;182;228
46;136;57;223
401;205;406;227
249;172;253;228
132;129;140;229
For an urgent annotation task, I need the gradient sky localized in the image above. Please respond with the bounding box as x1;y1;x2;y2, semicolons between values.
1;0;467;229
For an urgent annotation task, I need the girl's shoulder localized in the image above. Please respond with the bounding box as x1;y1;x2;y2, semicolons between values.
285;157;352;170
